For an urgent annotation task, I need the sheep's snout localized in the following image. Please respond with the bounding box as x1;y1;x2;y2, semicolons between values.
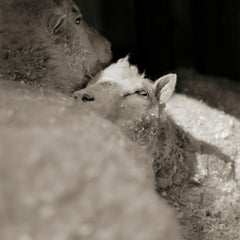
73;91;95;102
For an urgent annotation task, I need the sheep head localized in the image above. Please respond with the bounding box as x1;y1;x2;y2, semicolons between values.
73;57;176;143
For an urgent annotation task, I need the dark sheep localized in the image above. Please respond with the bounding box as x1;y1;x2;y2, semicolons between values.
0;0;112;93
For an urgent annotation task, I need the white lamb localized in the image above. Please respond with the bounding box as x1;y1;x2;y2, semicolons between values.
73;57;240;240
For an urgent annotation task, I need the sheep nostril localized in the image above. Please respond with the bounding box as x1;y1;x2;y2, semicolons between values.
82;93;94;102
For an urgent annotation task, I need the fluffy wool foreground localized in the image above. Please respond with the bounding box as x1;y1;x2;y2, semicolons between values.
0;80;181;240
0;66;239;239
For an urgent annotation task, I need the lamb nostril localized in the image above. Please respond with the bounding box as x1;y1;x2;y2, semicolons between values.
82;93;94;102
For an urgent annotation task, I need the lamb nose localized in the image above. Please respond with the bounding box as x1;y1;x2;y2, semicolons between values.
82;93;95;102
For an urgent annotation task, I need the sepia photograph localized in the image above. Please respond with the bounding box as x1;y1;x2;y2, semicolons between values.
0;1;240;239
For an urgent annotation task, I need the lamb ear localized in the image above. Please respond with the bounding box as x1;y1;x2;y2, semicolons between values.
154;73;177;104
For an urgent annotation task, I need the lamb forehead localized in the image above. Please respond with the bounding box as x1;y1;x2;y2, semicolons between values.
97;57;152;90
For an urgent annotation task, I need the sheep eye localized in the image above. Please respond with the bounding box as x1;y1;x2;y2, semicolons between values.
136;89;149;98
101;82;113;87
75;16;82;25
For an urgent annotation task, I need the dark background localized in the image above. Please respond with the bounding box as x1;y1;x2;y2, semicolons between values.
76;0;240;81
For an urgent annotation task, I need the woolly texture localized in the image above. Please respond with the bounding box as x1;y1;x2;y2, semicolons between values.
73;59;240;239
0;0;112;93
100;56;145;81
0;80;181;240
74;57;190;188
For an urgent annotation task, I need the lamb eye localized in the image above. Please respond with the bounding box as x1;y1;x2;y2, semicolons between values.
75;16;82;25
136;89;149;98
101;82;113;87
